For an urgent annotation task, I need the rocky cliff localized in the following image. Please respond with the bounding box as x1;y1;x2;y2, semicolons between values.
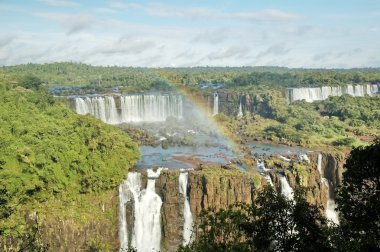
154;167;260;252
208;90;284;118
0;190;120;252
267;151;345;208
1;151;344;252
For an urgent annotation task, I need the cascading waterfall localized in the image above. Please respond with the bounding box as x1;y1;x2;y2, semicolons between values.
317;153;323;175
118;181;130;251
287;84;379;103
74;94;183;124
179;170;193;245
322;179;340;224
212;92;219;116
317;153;339;224
118;168;164;252
257;161;274;187
237;97;243;118
280;175;294;200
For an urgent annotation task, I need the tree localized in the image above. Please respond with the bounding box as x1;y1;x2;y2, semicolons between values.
19;74;43;89
180;186;331;252
336;138;380;251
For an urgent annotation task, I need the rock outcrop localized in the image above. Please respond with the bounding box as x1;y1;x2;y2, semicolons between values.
208;90;285;118
267;151;346;209
0;190;120;252
153;167;259;252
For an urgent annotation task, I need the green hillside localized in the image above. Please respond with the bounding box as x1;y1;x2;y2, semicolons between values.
0;75;140;240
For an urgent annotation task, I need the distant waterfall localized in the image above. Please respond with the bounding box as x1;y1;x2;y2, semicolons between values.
74;94;183;124
287;84;379;103
179;171;193;245
280;175;294;200
118;169;164;252
317;154;339;224
237;97;243;118
212;92;219;116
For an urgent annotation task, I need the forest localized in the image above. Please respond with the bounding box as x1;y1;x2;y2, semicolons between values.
2;63;380;91
0;73;140;247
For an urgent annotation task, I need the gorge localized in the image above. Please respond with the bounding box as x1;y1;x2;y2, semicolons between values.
1;64;378;251
115;150;344;252
63;88;353;251
1;1;380;248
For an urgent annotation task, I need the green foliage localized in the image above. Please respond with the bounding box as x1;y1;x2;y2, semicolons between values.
18;74;44;90
0;77;140;237
3;62;169;92
159;67;380;88
320;95;380;129
226;90;380;148
336;138;380;251
332;137;358;147
181;187;331;252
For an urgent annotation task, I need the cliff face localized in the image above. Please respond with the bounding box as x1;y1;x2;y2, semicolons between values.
1;151;344;252
154;168;258;252
269;164;328;208
0;190;120;252
268;151;345;208
187;170;256;215
210;91;283;118
308;151;345;197
155;171;184;252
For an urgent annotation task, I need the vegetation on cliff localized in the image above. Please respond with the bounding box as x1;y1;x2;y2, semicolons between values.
0;75;140;246
214;91;379;148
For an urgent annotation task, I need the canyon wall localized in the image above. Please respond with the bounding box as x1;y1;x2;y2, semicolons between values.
155;168;259;252
267;151;345;208
1;151;344;251
0;191;120;252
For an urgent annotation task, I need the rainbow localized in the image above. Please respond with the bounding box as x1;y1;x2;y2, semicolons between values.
156;69;244;155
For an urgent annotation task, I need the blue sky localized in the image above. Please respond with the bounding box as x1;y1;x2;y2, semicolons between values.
0;0;379;67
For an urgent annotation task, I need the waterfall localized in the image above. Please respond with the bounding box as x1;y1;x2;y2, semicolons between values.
257;161;274;187
322;179;340;224
317;153;323;175
179;171;193;245
287;84;379;103
317;153;339;224
280;175;294;200
119;181;129;251
212;92;218;116
118;169;164;252
299;154;310;163
237;97;243;118
74;94;183;124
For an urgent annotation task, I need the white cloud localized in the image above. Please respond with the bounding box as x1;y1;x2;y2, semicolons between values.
1;2;379;68
208;46;251;60
110;2;300;23
94;8;116;14
0;4;24;12
110;1;142;10
32;12;101;34
37;0;80;7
